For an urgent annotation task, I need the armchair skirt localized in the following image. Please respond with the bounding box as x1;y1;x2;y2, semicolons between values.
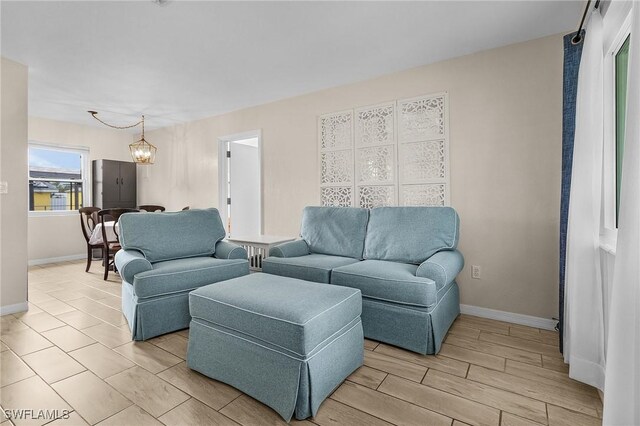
120;257;249;340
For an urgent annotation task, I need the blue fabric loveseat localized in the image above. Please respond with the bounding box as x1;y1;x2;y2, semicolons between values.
114;208;249;340
262;206;463;354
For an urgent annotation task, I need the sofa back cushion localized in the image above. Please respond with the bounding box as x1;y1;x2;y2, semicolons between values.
364;207;459;264
119;208;226;263
300;206;369;259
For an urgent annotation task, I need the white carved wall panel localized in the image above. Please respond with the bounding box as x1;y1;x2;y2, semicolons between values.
321;150;354;185
398;93;449;206
319;93;449;208
319;110;355;206
398;95;445;143
401;184;446;207
358;185;395;209
355;104;394;146
399;140;446;182
320;112;353;150
354;103;397;208
321;187;354;207
356;146;394;184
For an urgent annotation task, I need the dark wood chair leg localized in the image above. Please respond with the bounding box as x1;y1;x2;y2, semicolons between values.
113;254;119;274
103;247;110;280
86;246;92;272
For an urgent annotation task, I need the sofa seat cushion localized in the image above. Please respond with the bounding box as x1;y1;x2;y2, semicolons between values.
262;254;360;283
331;260;438;308
133;257;248;299
189;273;362;356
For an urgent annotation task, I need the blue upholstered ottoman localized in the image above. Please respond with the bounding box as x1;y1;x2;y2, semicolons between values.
186;273;364;421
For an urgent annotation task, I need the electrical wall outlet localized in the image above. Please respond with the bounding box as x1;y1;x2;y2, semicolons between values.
472;265;481;279
0;181;7;194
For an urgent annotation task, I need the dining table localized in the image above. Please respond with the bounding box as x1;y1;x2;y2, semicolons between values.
88;221;119;245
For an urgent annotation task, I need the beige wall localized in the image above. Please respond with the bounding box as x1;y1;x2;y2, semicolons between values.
28;117;132;261
142;34;563;319
1;57;29;312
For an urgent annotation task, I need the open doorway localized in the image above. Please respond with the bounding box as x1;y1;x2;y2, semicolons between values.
218;130;262;238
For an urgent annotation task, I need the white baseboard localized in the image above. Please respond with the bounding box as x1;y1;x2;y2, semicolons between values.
0;302;28;316
28;254;85;266
460;304;557;331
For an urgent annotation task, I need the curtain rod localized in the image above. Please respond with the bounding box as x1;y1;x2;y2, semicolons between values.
572;0;601;44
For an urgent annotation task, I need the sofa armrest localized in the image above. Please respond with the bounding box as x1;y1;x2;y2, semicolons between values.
416;249;464;289
269;239;310;258
115;249;153;283
214;240;248;260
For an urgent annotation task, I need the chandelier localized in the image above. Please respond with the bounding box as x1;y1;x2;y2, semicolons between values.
88;111;157;164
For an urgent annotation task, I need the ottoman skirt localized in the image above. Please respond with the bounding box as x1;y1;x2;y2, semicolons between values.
187;317;363;421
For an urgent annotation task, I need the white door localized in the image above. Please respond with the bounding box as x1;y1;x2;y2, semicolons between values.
227;137;261;237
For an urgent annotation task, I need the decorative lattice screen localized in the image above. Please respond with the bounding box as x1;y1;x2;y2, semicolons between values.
355;102;397;208
319;93;449;207
397;93;449;206
318;110;354;207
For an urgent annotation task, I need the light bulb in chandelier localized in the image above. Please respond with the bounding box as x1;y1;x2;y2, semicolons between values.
130;138;157;164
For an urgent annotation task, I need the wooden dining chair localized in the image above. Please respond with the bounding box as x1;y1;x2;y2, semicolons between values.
97;208;139;280
79;207;102;272
139;205;166;212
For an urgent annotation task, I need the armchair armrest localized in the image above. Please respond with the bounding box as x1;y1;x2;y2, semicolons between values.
416;249;464;289
269;239;310;258
115;249;153;283
214;240;248;260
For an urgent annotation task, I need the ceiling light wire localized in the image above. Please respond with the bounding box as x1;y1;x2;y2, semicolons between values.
87;110;143;130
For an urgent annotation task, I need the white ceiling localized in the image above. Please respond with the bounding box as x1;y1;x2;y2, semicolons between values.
1;1;582;130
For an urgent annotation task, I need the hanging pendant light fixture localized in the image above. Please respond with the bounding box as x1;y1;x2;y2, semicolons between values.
128;116;156;164
88;111;158;164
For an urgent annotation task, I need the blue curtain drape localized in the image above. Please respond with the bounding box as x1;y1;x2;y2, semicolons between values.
559;31;585;351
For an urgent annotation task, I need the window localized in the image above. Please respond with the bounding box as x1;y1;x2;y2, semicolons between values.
28;143;89;213
602;6;632;239
615;35;630;226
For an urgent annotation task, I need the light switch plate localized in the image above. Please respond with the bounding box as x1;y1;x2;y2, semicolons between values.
0;181;7;194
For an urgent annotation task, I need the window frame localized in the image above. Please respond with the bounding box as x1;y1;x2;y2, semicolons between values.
28;141;91;217
614;34;630;227
602;12;632;246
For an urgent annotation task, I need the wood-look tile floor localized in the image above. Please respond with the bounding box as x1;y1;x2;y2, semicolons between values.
0;261;602;426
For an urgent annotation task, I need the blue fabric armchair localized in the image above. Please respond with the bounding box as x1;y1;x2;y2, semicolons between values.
115;208;249;340
262;206;464;354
